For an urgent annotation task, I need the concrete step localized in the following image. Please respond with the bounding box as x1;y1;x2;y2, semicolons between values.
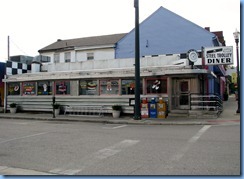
167;112;189;119
189;110;218;119
170;109;189;114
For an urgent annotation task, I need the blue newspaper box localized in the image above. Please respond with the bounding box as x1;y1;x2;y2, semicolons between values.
149;98;157;118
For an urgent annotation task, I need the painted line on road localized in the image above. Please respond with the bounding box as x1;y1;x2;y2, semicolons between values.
0;165;53;175
49;139;139;175
0;132;49;144
103;125;127;129
188;125;211;143
112;125;127;129
171;125;211;162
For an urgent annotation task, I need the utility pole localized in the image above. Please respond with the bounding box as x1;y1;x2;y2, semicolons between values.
134;0;141;120
4;36;10;113
233;29;240;113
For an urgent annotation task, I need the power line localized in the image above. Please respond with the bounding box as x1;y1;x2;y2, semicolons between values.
9;38;28;55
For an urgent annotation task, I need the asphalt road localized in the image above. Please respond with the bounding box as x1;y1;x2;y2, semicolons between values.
0;118;240;175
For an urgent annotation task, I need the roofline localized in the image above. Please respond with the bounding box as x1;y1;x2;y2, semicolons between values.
38;33;127;53
74;44;115;51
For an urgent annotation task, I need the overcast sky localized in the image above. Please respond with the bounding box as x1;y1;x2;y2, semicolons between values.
0;0;241;65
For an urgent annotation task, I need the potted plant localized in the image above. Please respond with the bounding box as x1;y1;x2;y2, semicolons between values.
9;102;17;113
52;103;61;116
112;104;122;118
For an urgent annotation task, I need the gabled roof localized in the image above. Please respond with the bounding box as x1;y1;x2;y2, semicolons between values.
115;6;220;58
38;33;127;53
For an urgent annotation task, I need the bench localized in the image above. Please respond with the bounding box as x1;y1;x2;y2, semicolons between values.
64;105;104;117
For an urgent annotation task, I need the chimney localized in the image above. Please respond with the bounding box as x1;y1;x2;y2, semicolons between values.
205;27;210;31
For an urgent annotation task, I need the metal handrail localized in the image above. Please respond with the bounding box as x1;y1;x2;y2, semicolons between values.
190;93;223;115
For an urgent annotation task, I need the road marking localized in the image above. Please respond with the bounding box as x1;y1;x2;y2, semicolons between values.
188;125;211;143
171;125;211;162
103;125;127;129
0;132;49;144
0;165;53;175
50;139;139;175
112;125;127;129
49;168;81;175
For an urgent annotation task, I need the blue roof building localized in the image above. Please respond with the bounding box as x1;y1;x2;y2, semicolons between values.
115;6;221;58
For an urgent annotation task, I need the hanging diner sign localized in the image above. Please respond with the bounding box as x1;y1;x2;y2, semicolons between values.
204;46;233;65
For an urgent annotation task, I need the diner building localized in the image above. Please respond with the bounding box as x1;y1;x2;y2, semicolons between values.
3;7;227;117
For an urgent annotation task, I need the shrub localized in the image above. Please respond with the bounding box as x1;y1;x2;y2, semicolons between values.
9;103;17;108
112;105;122;111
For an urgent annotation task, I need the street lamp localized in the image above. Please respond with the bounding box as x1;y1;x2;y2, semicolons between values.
233;29;240;113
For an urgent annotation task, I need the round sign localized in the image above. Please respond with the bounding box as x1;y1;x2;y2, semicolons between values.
187;49;198;63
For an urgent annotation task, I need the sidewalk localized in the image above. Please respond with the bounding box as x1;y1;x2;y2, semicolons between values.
0;95;240;125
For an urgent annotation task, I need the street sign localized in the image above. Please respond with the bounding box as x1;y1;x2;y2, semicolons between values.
204;46;233;65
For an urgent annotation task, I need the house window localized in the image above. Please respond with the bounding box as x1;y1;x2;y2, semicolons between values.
121;79;142;95
37;81;52;95
23;82;36;95
87;53;94;60
54;53;60;63
146;78;167;94
65;52;71;63
100;80;119;95
79;80;98;95
55;81;70;95
8;82;20;95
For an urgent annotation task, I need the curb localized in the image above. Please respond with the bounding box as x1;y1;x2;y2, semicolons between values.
0;114;236;126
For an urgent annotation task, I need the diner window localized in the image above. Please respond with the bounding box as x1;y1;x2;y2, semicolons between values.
55;81;70;95
65;52;71;63
8;82;20;95
87;53;94;60
37;81;52;95
121;79;142;95
54;53;60;63
146;79;167;94
79;80;98;95
23;82;36;95
100;80;119;95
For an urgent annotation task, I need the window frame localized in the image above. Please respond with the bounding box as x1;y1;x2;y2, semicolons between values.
87;52;94;60
79;79;98;95
121;79;143;95
64;52;71;63
146;78;167;94
22;82;36;96
55;80;71;95
54;53;60;63
37;81;52;95
8;82;21;96
99;79;120;95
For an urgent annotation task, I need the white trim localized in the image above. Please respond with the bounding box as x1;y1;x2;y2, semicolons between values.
75;44;115;51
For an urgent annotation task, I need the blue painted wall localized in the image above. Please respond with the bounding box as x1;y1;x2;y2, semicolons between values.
0;62;5;86
115;6;218;58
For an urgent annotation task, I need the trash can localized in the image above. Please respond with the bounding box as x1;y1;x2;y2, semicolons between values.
149;98;157;118
141;98;149;118
157;97;166;118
